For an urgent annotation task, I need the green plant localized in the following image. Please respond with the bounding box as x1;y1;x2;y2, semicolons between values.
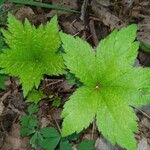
0;14;65;96
0;0;5;5
20;104;39;136
52;97;61;108
77;140;95;150
20;104;72;150
26;89;46;104
60;25;150;150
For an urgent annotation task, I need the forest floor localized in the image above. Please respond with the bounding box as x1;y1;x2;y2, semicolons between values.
0;0;150;150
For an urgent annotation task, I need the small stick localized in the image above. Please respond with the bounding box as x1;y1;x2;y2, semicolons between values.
89;19;99;46
91;121;95;140
53;116;61;133
80;0;89;22
131;105;150;120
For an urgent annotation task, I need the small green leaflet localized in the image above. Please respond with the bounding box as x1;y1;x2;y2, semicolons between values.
20;104;73;150
39;127;61;150
20;104;39;136
0;0;5;5
60;141;72;150
52;97;61;108
77;140;95;150
20;115;38;136
30;127;74;150
60;25;150;150
0;14;65;97
27;104;39;115
27;89;46;104
30;131;43;148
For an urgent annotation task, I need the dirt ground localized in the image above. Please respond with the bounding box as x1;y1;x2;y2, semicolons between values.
0;0;150;150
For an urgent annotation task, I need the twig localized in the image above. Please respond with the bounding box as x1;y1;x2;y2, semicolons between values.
80;0;89;22
91;120;95;140
89;19;99;46
53;116;61;133
131;105;150;120
0;90;11;102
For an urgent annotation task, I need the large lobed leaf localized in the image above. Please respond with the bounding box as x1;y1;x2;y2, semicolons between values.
0;14;65;96
60;25;150;150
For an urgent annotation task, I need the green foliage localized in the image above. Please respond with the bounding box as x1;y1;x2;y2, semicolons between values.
27;89;46;104
0;14;65;96
0;74;6;89
27;104;39;114
77;140;95;150
20;104;39;136
65;71;82;86
29;127;61;150
60;141;72;150
0;0;5;6
39;127;61;150
20;115;38;136
52;97;61;108
20;104;76;150
0;32;5;50
30;131;43;148
60;25;150;150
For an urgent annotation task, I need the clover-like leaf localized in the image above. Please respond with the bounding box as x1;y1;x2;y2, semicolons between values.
60;25;150;150
39;127;61;150
20;115;38;136
0;14;65;96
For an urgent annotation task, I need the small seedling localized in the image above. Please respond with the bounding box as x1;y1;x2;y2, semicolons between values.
0;14;65;97
77;140;95;150
60;25;150;150
52;97;61;108
20;104;61;150
20;105;94;150
26;89;46;104
20;104;39;137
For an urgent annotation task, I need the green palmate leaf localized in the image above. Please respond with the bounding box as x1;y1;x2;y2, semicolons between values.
27;104;39;115
60;25;150;150
62;87;98;134
0;14;65;96
39;127;61;150
20;115;38;136
30;131;43;148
